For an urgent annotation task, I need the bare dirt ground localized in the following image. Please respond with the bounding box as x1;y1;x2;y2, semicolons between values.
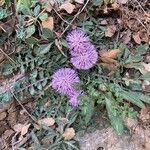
0;100;36;150
80;107;150;150
0;102;149;150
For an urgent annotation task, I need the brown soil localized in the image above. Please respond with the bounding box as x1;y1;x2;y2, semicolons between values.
0;100;36;150
79;107;150;150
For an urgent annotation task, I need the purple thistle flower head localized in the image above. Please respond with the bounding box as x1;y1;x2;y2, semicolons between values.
71;45;98;70
68;91;81;107
66;29;90;53
51;68;80;96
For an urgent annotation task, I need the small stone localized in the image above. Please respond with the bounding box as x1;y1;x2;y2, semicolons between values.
100;20;108;25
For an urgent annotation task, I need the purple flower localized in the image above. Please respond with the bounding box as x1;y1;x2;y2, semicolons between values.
51;68;80;96
68;91;81;107
66;29;90;53
71;45;98;70
66;29;98;70
51;68;82;107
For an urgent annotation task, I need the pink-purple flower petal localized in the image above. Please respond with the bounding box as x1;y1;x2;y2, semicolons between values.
66;29;90;53
71;47;98;70
51;68;80;95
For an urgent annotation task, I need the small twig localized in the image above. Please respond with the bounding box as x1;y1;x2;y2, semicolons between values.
38;84;51;97
134;0;148;15
59;0;90;37
54;10;71;25
25;8;47;26
12;132;18;150
14;133;31;148
14;57;38;68
43;83;52;91
11;90;37;123
35;8;46;21
135;17;148;32
13;0;19;21
50;3;71;26
0;48;16;64
0;25;6;32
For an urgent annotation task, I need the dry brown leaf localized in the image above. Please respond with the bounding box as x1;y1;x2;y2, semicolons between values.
74;0;84;4
13;124;24;133
124;117;138;128
21;124;31;136
100;49;120;60
100;49;120;64
121;29;131;44
101;62;119;71
139;30;149;43
140;107;150;121
59;2;75;14
100;57;118;64
62;128;75;140
42;17;54;30
38;117;55;126
100;49;120;70
133;33;141;44
13;123;30;136
3;129;14;140
105;25;117;37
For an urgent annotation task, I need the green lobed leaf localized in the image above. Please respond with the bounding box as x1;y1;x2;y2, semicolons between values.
39;43;53;55
105;97;125;135
1;64;13;75
26;25;36;38
125;63;146;74
42;28;54;40
17;0;31;15
20;64;25;74
119;90;145;108
80;96;94;124
39;13;48;21
129;92;150;104
29;86;35;95
31;69;38;78
93;0;104;6
0;7;12;20
125;55;143;64
0;92;12;104
33;4;41;17
136;44;149;55
140;73;150;81
125;44;149;64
